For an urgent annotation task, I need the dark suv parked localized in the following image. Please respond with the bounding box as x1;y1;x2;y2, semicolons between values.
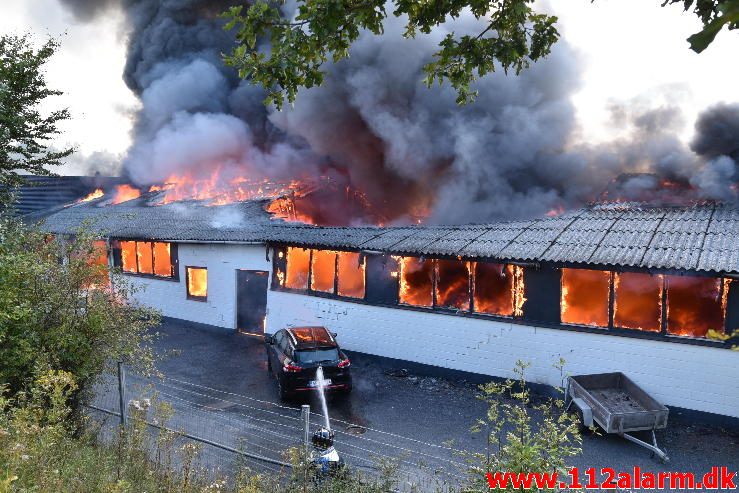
265;326;352;400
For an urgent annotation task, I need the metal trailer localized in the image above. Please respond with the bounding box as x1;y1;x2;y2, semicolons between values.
566;372;670;462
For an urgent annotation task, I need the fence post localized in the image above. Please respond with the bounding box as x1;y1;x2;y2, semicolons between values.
301;404;310;458
117;361;127;428
301;404;310;493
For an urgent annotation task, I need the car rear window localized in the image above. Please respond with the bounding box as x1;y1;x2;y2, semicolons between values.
294;348;340;364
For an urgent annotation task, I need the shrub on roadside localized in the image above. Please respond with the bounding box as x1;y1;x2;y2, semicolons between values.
0;218;160;413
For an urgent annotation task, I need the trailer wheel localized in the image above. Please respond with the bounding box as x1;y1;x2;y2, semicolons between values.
570;407;590;434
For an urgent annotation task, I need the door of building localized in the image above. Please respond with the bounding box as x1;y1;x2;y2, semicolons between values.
236;270;269;335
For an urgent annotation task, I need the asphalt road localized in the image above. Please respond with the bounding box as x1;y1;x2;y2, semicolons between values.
97;318;739;489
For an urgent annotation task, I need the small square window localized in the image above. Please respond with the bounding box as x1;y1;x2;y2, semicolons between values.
186;266;208;301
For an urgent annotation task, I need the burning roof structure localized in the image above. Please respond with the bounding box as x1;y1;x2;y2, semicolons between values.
30;193;739;275
24;185;739;420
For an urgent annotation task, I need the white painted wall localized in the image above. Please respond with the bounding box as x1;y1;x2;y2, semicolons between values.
123;243;271;329
266;290;739;418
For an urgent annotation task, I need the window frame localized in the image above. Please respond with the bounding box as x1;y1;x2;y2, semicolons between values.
559;267;613;329
277;247;368;302
113;239;179;281
185;265;208;302
271;244;732;348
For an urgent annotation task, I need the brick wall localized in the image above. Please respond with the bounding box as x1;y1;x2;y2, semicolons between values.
266;290;739;418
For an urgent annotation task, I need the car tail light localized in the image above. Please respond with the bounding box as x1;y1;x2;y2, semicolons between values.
338;358;351;368
283;362;303;372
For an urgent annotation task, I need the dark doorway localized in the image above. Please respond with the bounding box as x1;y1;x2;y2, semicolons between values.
236;270;269;335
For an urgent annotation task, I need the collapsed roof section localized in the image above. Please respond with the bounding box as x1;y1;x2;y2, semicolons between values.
30;197;739;275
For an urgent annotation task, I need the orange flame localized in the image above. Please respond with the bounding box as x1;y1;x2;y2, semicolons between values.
513;265;526;316
149;169;311;207
399;257;433;307
186;267;208;298
546;205;565;217
613;272;662;332
111;184;142;204
561;268;610;327
79;188;104;202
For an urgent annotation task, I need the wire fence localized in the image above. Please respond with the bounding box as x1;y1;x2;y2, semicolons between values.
85;364;470;491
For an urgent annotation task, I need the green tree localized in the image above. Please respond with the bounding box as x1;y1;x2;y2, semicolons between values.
223;0;737;109
0;217;160;410
0;35;73;197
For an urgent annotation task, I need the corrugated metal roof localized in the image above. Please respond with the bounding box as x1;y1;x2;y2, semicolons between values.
2;175;127;216
32;197;739;274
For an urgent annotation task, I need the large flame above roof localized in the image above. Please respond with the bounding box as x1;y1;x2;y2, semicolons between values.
87;167;430;226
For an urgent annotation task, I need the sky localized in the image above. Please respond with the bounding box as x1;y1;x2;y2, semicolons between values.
0;0;737;176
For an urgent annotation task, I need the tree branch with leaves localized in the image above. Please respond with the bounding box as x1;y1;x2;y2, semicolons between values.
0;35;73;195
222;0;559;108
223;0;737;110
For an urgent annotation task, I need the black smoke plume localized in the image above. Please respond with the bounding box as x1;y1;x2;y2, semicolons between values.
58;0;739;224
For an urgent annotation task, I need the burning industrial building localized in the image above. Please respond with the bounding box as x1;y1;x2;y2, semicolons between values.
22;192;739;422
15;0;734;425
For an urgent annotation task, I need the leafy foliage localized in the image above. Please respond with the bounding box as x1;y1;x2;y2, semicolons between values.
223;0;736;109
0;217;160;408
664;0;739;51
461;360;583;492
0;35;73;195
222;0;559;108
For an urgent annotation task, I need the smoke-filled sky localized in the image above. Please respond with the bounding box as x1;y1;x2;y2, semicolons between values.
1;0;738;223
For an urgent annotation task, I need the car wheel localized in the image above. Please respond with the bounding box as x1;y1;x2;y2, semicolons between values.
267;356;272;375
277;378;290;401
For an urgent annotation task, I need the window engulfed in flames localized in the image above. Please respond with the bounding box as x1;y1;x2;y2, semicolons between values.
561;268;611;327
337;252;365;298
614;272;663;332
435;259;470;310
136;241;154;274
666;275;725;338
285;247;310;289
311;250;337;293
120;241;137;273
153;242;172;277
186;267;208;299
473;263;515;316
399;257;434;307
